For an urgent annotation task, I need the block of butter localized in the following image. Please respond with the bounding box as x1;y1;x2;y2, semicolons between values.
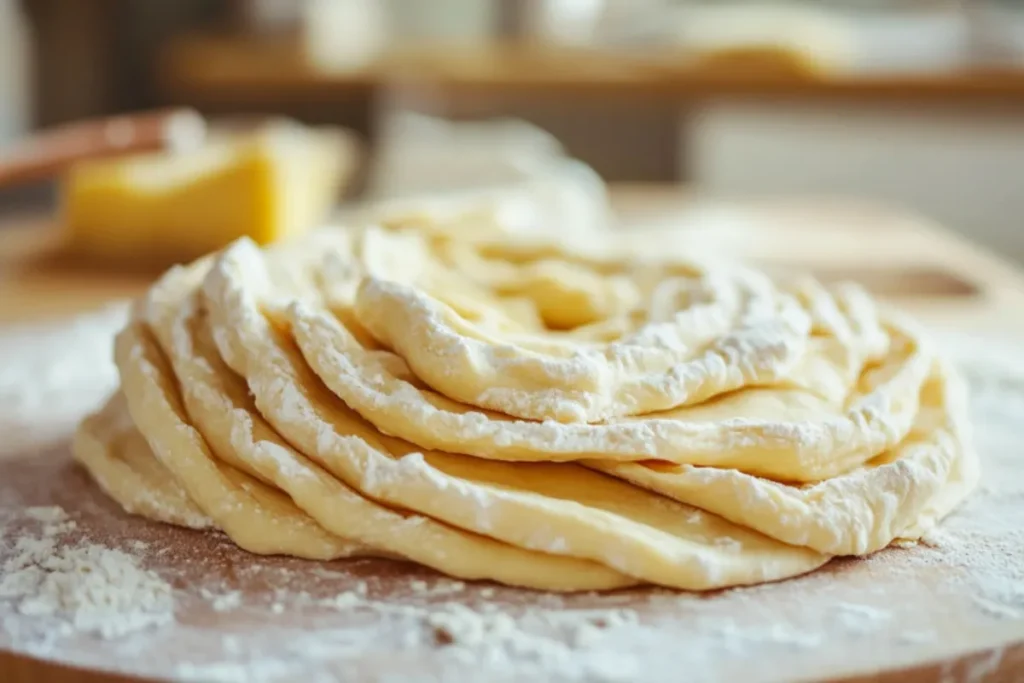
63;120;358;264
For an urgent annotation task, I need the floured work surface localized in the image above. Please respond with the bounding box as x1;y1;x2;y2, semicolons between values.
1;336;1023;683
2;188;1024;682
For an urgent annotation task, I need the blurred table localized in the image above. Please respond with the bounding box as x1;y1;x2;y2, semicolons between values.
2;184;1024;341
159;34;1024;104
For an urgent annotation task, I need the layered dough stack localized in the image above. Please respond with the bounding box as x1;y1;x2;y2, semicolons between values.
73;209;979;591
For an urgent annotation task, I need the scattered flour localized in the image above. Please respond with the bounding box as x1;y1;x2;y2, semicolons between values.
176;658;302;683
167;586;646;683
0;304;129;455
315;592;642;682
0;506;173;639
835;602;893;635
0;310;1022;681
200;589;243;613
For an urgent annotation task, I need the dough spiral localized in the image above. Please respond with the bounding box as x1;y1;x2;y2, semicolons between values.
74;211;978;590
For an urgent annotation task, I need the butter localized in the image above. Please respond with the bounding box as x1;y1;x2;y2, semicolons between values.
62;121;357;264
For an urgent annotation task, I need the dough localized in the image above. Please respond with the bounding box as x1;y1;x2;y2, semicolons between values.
289;229;932;483
73;197;978;592
353;271;809;423
73;392;212;530
279;234;972;558
586;357;976;555
141;261;636;590
113;312;361;560
200;241;827;590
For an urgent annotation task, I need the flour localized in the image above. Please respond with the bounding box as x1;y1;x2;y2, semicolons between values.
0;310;1023;681
0;506;174;640
176;658;302;683
835;602;893;635
423;602;642;682
303;587;642;682
171;585;645;683
201;588;243;612
355;270;813;424
0;304;129;455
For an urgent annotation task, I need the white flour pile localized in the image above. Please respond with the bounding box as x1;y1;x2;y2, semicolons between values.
0;506;173;641
0;308;1022;682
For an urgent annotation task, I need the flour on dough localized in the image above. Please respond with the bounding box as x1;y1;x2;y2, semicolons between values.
72;195;977;592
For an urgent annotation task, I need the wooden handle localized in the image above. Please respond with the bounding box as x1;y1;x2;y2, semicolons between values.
0;108;206;188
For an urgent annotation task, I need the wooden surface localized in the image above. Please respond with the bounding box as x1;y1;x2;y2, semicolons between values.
2;186;1024;682
159;34;1024;104
1;442;1023;683
6;185;1024;335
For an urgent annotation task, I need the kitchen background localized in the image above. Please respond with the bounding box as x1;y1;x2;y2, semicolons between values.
4;0;1024;260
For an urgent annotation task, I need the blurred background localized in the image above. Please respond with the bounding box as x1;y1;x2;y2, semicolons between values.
4;0;1024;260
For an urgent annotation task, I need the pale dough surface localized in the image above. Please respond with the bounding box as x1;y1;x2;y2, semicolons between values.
587;359;976;555
201;243;826;589
73;392;212;531
72;201;978;591
142;262;636;590
286;229;935;483
113;317;360;560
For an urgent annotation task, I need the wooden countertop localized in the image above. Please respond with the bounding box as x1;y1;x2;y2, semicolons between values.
3;185;1024;339
159;34;1024;104
2;185;1024;682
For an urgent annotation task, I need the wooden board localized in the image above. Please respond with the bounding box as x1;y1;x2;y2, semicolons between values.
0;434;1023;683
2;186;1024;681
3;186;1024;333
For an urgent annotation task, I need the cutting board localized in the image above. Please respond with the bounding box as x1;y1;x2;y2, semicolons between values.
1;431;1023;683
2;186;1024;682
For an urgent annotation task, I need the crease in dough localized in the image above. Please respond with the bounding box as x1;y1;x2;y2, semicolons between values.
288;268;932;483
114;311;361;560
354;271;812;424
143;261;634;591
73;392;214;530
587;355;977;555
201;239;828;591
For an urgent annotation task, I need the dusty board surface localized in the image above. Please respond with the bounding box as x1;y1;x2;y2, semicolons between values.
1;387;1023;683
3;188;1024;681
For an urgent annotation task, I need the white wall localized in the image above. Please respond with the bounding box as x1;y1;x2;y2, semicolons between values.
685;102;1024;262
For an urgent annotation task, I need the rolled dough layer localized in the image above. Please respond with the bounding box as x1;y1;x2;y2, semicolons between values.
73;202;978;591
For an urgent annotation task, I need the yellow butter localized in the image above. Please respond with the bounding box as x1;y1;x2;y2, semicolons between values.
63;122;357;264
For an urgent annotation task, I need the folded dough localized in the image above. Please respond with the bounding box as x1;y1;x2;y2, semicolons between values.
586;357;975;555
113;315;360;560
285;229;933;483
73;201;977;592
73;392;212;531
137;261;635;590
198;241;827;590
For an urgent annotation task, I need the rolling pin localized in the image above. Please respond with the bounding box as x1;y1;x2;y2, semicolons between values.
0;108;207;187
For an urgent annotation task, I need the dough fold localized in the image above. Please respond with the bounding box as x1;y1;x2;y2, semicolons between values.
73;201;978;591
